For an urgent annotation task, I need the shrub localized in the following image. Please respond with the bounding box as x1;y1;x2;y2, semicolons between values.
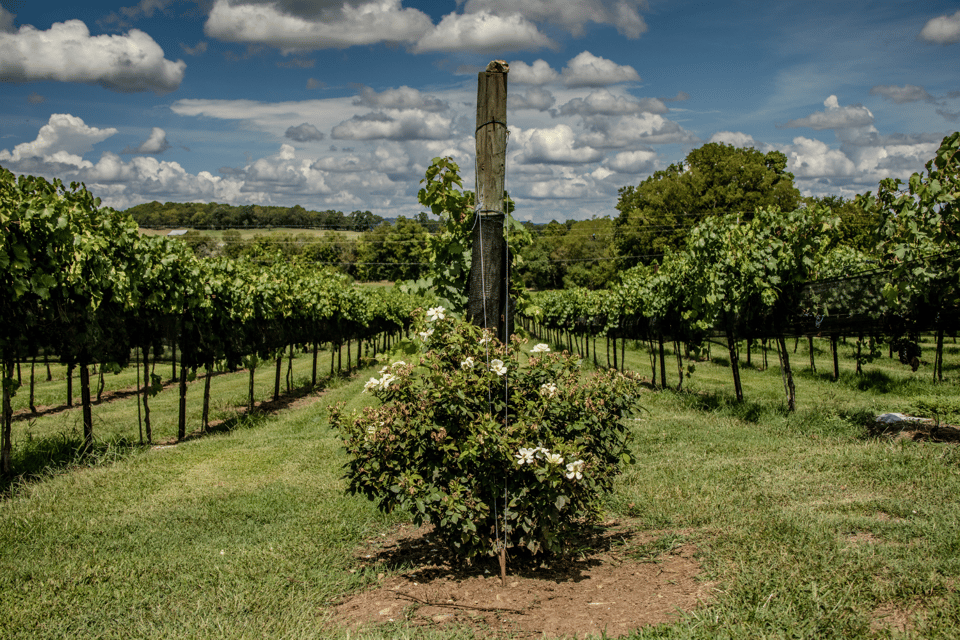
330;308;642;560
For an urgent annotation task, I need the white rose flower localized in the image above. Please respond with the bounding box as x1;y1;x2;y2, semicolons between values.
461;357;475;369
377;373;396;391
490;359;507;376
515;447;537;465
391;361;406;368
540;382;558;399
426;306;446;322
478;330;493;345
544;452;564;465
531;343;550;353
363;377;379;392
418;328;434;341
565;460;584;480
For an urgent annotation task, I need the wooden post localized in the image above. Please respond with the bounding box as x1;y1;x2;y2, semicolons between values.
2;356;13;476
831;334;840;381
202;365;212;432
178;363;188;441
29;357;36;414
143;348;152;444
248;362;256;414
467;60;509;341
80;364;93;447
136;347;143;445
274;355;282;401
659;335;667;390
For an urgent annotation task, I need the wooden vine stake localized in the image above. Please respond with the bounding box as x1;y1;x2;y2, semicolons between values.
469;59;510;587
468;60;509;344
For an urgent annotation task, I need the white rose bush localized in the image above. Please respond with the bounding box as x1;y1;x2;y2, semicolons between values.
330;308;642;560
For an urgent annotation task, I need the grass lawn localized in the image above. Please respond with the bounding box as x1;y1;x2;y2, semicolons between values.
1;333;959;638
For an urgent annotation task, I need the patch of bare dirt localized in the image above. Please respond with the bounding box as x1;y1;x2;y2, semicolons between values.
846;531;881;545
870;602;921;634
331;521;716;639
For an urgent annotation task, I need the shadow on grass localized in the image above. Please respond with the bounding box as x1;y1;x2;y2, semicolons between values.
11;369;236;423
669;389;785;424
0;430;143;496
172;376;329;444
795;367;933;395
357;520;666;584
2;375;337;498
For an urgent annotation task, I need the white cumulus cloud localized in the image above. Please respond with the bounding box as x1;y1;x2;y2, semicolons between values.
515;124;603;164
227;143;333;195
0;113;117;166
783;136;857;178
577;113;698;148
0;6;14;33
919;10;960;45
558;89;666;117
509;59;559;85
331;111;453;141
561;51;640;87
869;84;935;104
123;127;171;154
413;10;555;53
708;131;768;149
0;20;185;94
204;0;433;52
86;155;250;209
510;87;556;111
603;149;657;173
0;113;425;213
353;86;448;112
285;123;325;142
521;174;592;200
463;0;648;38
784;95;874;130
777;132;940;199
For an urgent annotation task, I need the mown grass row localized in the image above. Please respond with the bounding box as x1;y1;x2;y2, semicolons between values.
4;345;367;491
1;333;958;638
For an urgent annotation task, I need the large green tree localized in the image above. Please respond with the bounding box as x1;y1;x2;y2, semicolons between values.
803;194;880;253
519;218;617;290
613;142;801;267
518;220;568;290
355;216;430;282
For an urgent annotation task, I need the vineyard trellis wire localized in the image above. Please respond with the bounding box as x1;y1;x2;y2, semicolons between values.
0;166;429;476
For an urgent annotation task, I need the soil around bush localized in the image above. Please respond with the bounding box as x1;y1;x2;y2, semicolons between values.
331;520;717;639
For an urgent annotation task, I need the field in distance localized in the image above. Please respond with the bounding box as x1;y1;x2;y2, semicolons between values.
138;227;362;240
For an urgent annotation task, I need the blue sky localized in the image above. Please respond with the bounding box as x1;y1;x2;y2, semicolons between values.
1;0;958;222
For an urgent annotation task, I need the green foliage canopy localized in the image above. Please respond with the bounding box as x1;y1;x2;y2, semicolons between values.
857;131;960;311
613;142;801;267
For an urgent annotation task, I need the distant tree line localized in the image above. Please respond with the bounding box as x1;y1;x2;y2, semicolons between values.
177;218;430;284
126;141;881;290
126;201;385;231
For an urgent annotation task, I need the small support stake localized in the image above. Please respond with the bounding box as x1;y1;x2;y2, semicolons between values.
499;544;507;588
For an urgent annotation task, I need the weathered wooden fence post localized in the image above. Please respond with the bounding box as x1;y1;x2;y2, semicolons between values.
467;60;509;343
468;59;510;587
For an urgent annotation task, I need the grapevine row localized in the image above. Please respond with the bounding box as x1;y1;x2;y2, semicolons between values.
0;168;422;474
